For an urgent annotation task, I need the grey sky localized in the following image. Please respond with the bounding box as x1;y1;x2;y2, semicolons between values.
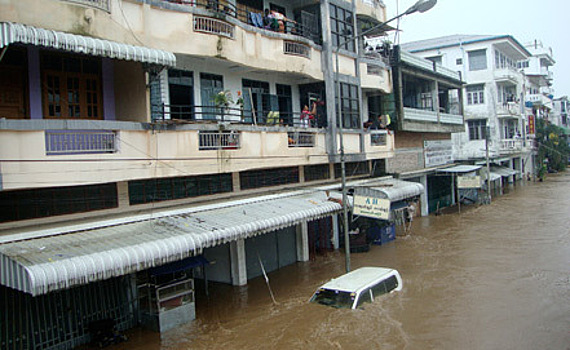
387;0;570;97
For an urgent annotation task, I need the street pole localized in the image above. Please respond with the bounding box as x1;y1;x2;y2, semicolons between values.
486;125;491;204
333;0;437;272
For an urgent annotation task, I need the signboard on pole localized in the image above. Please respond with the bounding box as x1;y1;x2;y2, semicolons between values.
457;175;481;189
353;195;391;220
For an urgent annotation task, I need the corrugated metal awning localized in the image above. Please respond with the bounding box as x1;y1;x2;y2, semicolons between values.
353;178;425;202
0;191;340;296
490;165;517;177
0;22;176;66
437;165;482;173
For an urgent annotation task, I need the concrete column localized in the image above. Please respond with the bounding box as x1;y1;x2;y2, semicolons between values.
117;182;130;209
419;175;429;216
332;214;340;249
232;172;241;192
230;239;247;286
27;47;42;120
451;174;456;205
296;223;309;262
299;166;305;183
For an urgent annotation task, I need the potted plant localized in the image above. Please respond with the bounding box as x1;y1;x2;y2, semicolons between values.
213;90;233;121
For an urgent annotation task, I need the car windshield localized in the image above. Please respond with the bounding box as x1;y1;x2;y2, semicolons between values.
310;288;355;309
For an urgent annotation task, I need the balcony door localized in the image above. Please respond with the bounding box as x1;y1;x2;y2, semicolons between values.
200;73;224;120
168;69;194;120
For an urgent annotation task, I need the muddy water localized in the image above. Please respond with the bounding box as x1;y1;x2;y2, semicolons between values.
122;173;570;350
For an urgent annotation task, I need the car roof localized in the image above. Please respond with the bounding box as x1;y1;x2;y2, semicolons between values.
319;267;397;293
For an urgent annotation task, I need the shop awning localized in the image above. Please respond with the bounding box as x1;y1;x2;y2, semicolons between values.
490;165;517;177
488;172;502;182
0;191;341;296
353;178;425;202
0;22;176;66
437;165;482;173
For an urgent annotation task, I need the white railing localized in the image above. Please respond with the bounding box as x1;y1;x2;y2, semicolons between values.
440;112;464;125
45;130;116;155
435;65;461;81
370;130;387;146
194;16;234;39
283;41;310;59
288;132;315;147
496;102;521;115
61;0;110;12
199;131;240;150
400;50;435;71
403;107;438;122
499;139;523;152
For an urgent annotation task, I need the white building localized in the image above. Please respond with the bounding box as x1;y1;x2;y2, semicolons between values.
402;35;534;182
522;40;555;127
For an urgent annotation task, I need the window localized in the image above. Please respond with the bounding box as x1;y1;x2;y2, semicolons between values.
304;164;331;182
468;49;487;71
42;53;102;119
168;69;194;120
0;183;117;223
456;58;463;65
339;82;360;129
468;119;487;140
129;174;233;205
495;50;516;70
517;60;529;69
356;289;372;308
330;4;355;52
240;167;299;190
466;85;485;105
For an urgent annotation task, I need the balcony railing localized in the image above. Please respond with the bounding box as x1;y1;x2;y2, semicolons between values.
496;102;521;116
60;0;110;12
45;130;116;155
283;41;310;58
403;107;438;122
499;139;523;153
287;132;315;147
439;112;463;125
161;0;319;42
199;131;240;150
194;16;235;38
153;104;326;129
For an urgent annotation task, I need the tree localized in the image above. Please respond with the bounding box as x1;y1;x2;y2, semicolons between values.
535;118;570;173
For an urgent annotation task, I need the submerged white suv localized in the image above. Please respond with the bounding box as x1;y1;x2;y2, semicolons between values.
309;267;402;309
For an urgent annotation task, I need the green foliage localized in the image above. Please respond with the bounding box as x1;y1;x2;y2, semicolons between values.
536;118;570;172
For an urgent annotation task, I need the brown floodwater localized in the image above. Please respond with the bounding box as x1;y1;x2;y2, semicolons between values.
112;173;570;350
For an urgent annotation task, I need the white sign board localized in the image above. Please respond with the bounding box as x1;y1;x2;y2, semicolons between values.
424;140;453;167
457;176;481;189
353;195;391;220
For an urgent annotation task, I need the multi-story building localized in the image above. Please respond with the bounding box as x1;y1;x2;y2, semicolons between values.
0;0;423;348
385;46;466;215
403;35;533;187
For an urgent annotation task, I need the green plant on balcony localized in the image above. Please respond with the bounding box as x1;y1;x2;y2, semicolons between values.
213;90;234;120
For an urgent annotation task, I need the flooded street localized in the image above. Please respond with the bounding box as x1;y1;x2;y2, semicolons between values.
121;173;570;350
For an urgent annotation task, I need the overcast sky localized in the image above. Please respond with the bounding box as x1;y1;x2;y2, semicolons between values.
387;0;570;97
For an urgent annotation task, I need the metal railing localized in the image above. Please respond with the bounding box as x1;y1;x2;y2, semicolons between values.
160;0;319;42
60;0;110;12
499;139;523;152
194;16;235;38
496;101;521;115
152;104;327;129
199;131;240;150
287;131;315;147
45;130;116;155
284;41;311;58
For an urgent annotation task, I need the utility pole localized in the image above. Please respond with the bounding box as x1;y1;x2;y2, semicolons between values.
485;125;491;204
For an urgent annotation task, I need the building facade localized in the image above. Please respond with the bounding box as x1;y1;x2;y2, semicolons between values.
0;0;410;348
403;35;534;188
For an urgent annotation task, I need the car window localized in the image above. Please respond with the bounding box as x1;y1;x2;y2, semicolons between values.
310;289;355;309
371;281;387;298
356;288;372;308
385;275;398;292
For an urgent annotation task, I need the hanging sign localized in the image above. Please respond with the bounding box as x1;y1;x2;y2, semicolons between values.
528;115;535;135
353;195;391;220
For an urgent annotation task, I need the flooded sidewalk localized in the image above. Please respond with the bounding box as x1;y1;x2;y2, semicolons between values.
112;173;570;350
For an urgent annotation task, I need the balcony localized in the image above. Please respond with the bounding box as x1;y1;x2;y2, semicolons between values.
359;61;391;93
499;139;523;153
356;0;386;22
403;107;438;123
496;102;521;116
526;94;552;107
0;120;334;191
494;67;523;84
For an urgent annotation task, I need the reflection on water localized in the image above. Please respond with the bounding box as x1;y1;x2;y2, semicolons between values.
119;174;570;350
